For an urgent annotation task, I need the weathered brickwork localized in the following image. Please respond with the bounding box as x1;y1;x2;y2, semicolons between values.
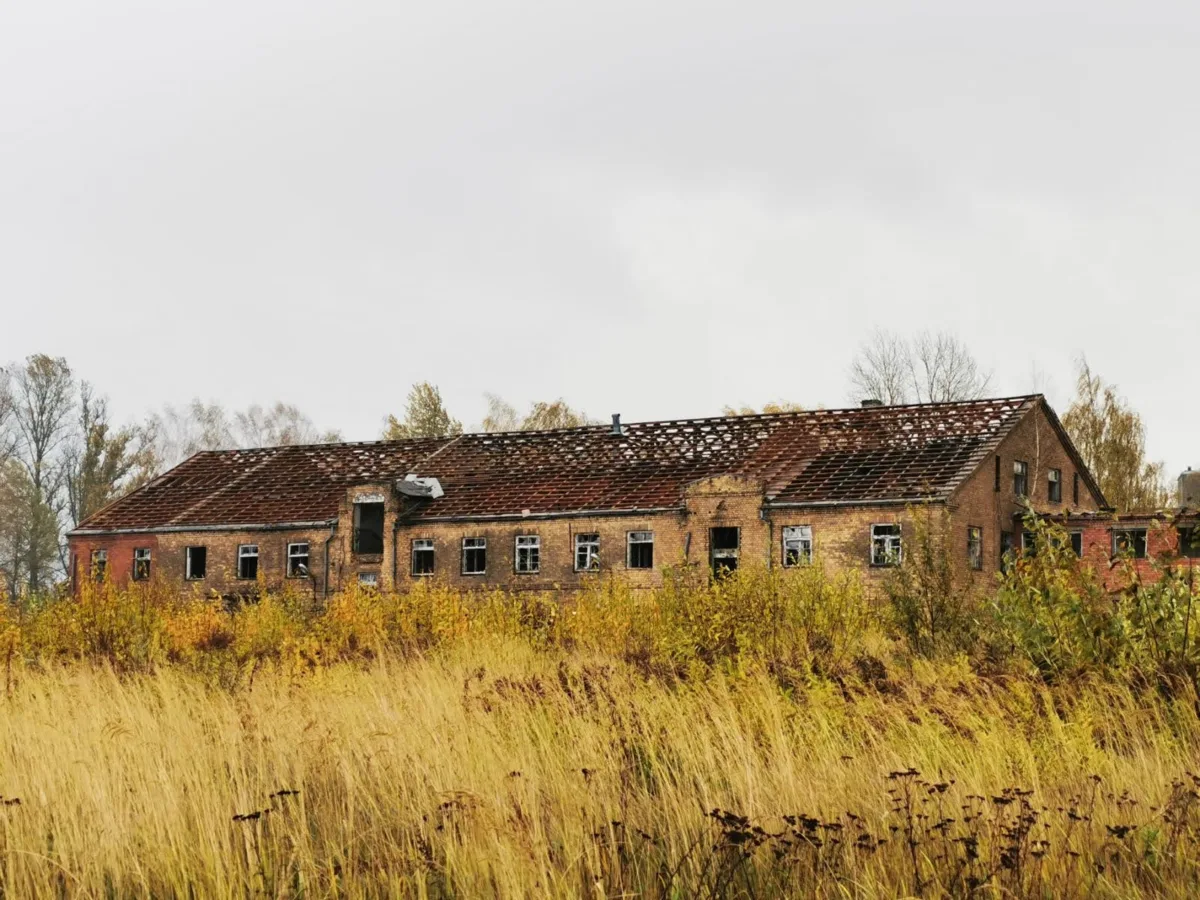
68;396;1109;597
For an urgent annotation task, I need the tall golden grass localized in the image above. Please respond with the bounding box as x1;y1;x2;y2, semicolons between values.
1;563;1199;897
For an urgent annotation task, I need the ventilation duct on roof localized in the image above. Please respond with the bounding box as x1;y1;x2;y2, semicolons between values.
861;399;884;408
396;474;444;499
611;413;623;436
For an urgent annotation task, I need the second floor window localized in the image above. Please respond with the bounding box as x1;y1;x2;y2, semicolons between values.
967;527;983;571
462;537;487;575
132;548;151;581
782;525;813;567
287;542;310;577
353;502;385;554
1013;461;1029;498
1112;529;1148;559
186;546;207;580
515;535;540;573
575;533;600;571
1073;472;1080;505
412;539;435;575
871;524;902;567
627;531;654;569
1048;468;1062;503
238;544;259;580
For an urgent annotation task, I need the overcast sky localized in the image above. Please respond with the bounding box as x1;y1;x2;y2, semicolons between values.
1;1;1195;478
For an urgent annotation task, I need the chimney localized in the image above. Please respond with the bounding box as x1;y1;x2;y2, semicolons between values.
1181;468;1200;507
860;398;884;408
610;413;623;436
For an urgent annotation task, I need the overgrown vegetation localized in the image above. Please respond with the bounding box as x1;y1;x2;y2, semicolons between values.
0;543;1199;895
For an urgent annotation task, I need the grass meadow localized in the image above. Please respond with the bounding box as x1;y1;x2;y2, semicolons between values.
3;534;1200;897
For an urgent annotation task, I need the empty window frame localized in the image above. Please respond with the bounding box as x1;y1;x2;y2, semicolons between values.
1000;531;1015;571
627;531;654;569
287;542;310;578
132;547;152;581
870;524;902;567
515;535;540;574
237;544;259;580
1048;468;1062;503
1070;531;1084;557
353;502;385;554
967;526;983;571
358;572;379;587
1073;473;1080;505
575;533;600;572
462;537;487;575
1013;460;1029;498
1112;528;1148;559
994;456;1001;492
1021;531;1038;556
185;546;207;580
782;525;813;567
710;527;740;576
90;548;108;581
1179;527;1200;559
411;538;435;576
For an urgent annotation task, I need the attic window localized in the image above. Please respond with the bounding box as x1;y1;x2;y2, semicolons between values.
353;502;385;554
1048;468;1062;503
1013;460;1029;498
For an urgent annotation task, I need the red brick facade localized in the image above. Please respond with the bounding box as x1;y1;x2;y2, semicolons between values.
68;395;1106;597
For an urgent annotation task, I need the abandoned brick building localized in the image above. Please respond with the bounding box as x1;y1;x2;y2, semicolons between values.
68;395;1108;597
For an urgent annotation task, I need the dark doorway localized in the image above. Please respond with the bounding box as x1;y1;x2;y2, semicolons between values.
710;527;740;577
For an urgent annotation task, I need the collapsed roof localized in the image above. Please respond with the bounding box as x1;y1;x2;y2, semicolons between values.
72;395;1071;533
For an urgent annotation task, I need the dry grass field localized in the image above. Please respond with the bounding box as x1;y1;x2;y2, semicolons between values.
2;540;1200;897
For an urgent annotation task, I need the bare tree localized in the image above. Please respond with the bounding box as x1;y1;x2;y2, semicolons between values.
723;401;805;416
236;402;341;448
0;366;15;464
480;394;521;432
9;355;75;593
848;330;914;405
848;330;990;405
909;332;992;403
383;383;463;439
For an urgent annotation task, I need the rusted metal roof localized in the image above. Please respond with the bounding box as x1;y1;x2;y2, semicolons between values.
73;396;1044;532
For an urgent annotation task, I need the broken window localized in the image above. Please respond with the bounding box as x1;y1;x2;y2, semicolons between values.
287;542;310;578
132;547;151;581
1000;531;1014;571
358;572;378;588
967;527;983;571
870;524;902;567
412;538;435;576
353;502;385;554
515;535;540;574
782;525;813;567
90;549;108;581
1070;531;1083;557
627;531;654;569
1048;468;1062;503
237;544;259;580
185;546;207;580
1073;473;1080;505
710;527;740;577
1180;527;1200;559
1013;461;1028;498
462;537;487;575
1112;528;1148;559
575;533;600;572
1021;531;1037;556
